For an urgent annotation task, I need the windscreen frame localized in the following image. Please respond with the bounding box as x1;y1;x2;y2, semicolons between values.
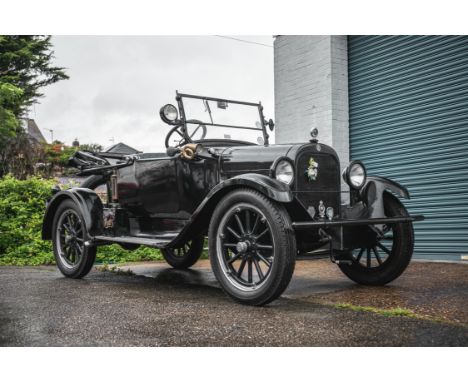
176;91;270;145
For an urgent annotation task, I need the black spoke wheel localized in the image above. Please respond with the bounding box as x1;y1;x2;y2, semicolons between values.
218;205;274;288
161;235;205;269
52;199;96;278
349;224;394;269
209;189;296;306
338;193;414;285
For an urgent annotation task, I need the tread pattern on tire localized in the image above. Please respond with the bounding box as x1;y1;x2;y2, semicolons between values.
208;188;296;306
52;199;97;279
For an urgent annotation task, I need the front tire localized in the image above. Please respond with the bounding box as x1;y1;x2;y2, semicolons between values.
52;199;97;278
338;193;414;285
209;189;296;306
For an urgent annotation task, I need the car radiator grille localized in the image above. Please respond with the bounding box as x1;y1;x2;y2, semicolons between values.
294;151;341;217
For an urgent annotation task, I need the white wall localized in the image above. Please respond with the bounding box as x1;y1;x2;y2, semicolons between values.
274;35;349;174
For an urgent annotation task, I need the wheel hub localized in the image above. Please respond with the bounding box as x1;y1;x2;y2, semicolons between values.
236;241;250;253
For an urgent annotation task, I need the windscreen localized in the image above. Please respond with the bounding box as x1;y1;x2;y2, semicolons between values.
180;96;265;144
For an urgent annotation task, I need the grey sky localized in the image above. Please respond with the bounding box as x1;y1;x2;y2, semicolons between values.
32;36;274;152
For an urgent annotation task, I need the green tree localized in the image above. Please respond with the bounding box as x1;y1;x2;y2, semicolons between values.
0;35;68;117
0;82;22;142
80;143;103;153
0;35;68;177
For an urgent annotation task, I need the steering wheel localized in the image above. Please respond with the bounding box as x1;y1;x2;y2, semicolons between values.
164;119;207;148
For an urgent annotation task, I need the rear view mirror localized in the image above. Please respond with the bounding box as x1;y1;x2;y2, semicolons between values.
267;118;275;131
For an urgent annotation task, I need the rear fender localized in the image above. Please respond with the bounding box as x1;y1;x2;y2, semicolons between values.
359;176;410;218
42;188;104;240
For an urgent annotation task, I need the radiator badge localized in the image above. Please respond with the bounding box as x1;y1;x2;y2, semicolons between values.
305;157;318;181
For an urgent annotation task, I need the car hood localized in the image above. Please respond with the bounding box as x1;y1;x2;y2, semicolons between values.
220;143;295;177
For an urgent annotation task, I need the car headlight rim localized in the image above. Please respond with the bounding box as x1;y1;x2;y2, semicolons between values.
160;104;179;124
344;160;366;190
274;159;294;185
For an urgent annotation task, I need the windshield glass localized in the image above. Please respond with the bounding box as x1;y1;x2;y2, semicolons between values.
180;95;266;144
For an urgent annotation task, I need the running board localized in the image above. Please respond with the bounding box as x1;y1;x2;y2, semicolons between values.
93;235;173;248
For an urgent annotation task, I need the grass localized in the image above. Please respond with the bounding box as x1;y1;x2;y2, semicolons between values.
333;303;418;318
96;263;135;276
330;302;460;325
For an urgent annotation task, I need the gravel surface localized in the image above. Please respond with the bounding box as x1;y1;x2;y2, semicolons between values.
0;263;467;346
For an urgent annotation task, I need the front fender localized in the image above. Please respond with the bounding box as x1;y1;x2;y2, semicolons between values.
167;173;292;247
42;188;104;240
212;173;293;203
359;176;410;218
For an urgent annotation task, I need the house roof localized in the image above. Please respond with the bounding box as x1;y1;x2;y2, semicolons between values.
24;119;46;143
105;142;141;154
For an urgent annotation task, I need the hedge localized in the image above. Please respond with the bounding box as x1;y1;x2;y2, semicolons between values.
0;175;163;265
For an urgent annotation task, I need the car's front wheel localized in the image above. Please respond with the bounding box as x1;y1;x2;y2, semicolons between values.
338;193;414;285
52;199;97;278
209;189;296;306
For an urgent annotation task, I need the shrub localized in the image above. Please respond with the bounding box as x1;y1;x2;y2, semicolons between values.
96;245;163;264
0;175;163;266
0;175;55;265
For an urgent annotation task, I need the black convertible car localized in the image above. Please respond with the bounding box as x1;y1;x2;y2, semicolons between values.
42;92;424;305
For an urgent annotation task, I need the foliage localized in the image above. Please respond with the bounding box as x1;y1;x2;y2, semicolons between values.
0;35;68;177
44;143;78;168
96;245;163;264
0;175;163;266
334;303;418;318
96;263;135;275
0;83;23;143
0;130;47;179
0;35;69;117
0;175;55;265
80;143;103;153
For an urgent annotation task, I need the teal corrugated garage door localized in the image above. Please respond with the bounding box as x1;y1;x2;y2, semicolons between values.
348;35;468;260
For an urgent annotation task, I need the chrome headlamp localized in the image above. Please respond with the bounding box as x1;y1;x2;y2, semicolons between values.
343;160;367;189
160;104;179;124
274;159;294;185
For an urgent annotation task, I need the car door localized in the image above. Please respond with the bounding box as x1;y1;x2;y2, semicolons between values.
176;156;219;217
134;157;180;216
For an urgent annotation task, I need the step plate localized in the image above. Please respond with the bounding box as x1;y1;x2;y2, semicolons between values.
93;235;172;248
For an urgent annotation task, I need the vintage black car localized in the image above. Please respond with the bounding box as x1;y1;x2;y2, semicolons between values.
42;92;424;306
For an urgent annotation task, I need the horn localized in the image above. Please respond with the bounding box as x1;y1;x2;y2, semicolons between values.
181;143;201;160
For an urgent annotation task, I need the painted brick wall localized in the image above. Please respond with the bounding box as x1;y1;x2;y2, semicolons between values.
274;35;349;175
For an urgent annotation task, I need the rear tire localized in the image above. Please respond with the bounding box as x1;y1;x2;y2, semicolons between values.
52;199;97;278
338;193;414;285
161;236;205;269
209;189;296;306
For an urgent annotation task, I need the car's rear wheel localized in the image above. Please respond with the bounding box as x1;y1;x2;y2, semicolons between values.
209;189;296;306
338;193;414;285
161;236;205;269
52;199;97;278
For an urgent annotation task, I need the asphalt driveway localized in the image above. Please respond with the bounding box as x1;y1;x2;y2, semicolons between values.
0;259;466;346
